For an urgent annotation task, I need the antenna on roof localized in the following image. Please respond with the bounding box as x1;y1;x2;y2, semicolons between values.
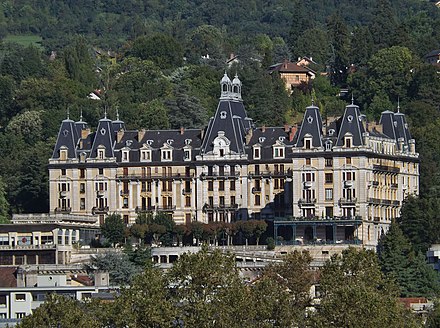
397;97;400;113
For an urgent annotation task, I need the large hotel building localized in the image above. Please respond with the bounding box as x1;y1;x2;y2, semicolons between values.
49;73;419;247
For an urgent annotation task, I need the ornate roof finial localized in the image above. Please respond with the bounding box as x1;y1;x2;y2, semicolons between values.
351;93;354;105
67;106;70;120
397;97;400;113
79;109;83;122
116;107;120;121
311;94;314;106
104;104;107;119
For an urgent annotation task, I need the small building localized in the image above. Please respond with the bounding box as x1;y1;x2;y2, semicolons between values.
269;59;316;92
425;49;440;66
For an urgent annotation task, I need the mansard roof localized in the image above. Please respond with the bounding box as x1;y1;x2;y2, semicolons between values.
335;104;366;147
294;104;323;148
90;118;115;158
379;109;412;150
52;118;79;159
200;98;251;156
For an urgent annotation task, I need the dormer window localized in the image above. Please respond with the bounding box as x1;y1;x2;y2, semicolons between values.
140;149;152;162
122;150;129;162
220;111;227;119
184;149;191;161
253;146;261;160
97;146;106;160
161;149;172;161
325;141;333;151
345;137;352;148
305;138;312;150
59;147;68;160
273;146;285;159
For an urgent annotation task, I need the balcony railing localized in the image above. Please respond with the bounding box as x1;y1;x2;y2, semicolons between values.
248;169;292;178
203;203;239;211
303;181;313;188
54;207;71;214
368;198;381;205
116;173;195;181
273;215;362;222
252;187;262;194
156;205;176;211
92;206;109;215
96;190;105;197
371;181;379;187
120;190;129;197
0;244;57;250
298;198;316;207
200;172;240;179
338;198;357;206
59;191;68;198
390;183;398;189
372;164;400;174
135;206;155;213
182;188;192;195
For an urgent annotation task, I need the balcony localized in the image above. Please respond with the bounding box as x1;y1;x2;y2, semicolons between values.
59;191;68;198
0;243;57;250
273;215;362;222
344;180;354;188
203;203;239;212
54;207;71;214
96;190;105;197
92;206;109;215
373;217;381;222
120;190;129;197
381;199;392;206
200;172;240;180
298;198;316;207
156;205;176;212
182;188;192;195
368;198;381;205
390;183;398;189
392;200;400;206
372;164;400;174
371;181;379;187
252;187;262;194
135;206;155;213
338;198;357;206
116;172;195;181
249;169;292;178
303;181;313;189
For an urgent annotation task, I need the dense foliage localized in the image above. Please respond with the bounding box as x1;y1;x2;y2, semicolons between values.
17;248;423;328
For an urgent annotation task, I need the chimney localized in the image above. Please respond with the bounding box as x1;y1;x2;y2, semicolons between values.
261;125;266;133
180;127;184;135
284;124;290;133
117;129;124;143
200;128;205;140
246;128;253;144
138;129;146;142
81;128;90;139
289;125;298;142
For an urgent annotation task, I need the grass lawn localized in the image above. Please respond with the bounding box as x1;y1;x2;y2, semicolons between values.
3;34;43;49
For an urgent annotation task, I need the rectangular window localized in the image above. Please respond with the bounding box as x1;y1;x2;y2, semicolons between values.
61;169;66;176
208;181;214;191
274;147;284;158
185;196;191;207
123;198;128;208
255;194;261;206
0;295;6;306
325;188;333;200
98;168;104;175
306;158;311;165
80;183;85;193
184;150;190;160
325;158;333;167
346;157;351;165
325;173;333;184
79;169;85;179
80;198;85;210
254;148;260;159
219;196;225;206
219;180;225;191
231;196;236;205
305;139;311;149
230;180;235;190
0;236;8;246
15;294;26;301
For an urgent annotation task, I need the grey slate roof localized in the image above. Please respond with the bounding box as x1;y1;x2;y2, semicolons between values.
336;104;366;147
90;118;115;158
294;105;323;148
52;119;79;159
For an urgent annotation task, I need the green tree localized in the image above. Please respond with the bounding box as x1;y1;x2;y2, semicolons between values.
168;246;250;328
111;265;176;327
378;222;440;297
138;99;170;129
327;13;350;86
17;294;101;328
0;176;9;223
87;251;138;285
310;248;422;328
101;213;125;247
130;33;183;70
